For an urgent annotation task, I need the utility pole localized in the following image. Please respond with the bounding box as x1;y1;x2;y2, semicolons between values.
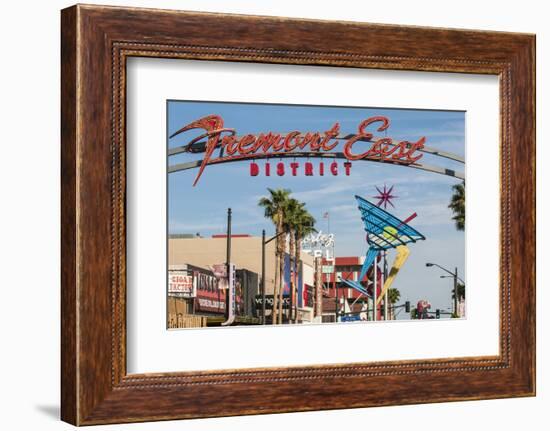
334;271;338;323
383;250;388;320
315;257;322;319
262;230;286;324
225;208;232;321
372;255;378;322
261;229;266;324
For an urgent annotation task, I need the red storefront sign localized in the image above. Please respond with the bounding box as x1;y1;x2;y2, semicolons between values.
170;115;425;186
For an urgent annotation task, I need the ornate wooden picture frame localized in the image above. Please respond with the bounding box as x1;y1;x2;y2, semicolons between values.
61;4;535;425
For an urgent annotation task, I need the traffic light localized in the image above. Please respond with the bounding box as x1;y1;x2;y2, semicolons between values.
436;309;440;319
405;301;410;313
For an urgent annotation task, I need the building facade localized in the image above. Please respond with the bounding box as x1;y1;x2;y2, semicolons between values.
168;235;316;327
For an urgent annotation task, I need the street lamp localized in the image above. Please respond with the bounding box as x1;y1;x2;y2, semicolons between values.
425;262;464;316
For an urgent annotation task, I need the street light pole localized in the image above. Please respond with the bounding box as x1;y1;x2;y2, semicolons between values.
426;262;463;317
453;266;458;317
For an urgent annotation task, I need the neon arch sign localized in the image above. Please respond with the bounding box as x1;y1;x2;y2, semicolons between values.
168;114;464;185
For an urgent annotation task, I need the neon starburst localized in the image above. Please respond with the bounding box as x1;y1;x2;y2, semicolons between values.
373;184;397;209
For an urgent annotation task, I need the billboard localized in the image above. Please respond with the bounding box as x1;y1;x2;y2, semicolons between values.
194;270;225;313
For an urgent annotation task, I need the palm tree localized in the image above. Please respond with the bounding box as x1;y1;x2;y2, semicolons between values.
387;288;401;320
293;210;316;321
449;181;465;231
284;199;316;323
452;283;465;300
259;190;317;324
282;198;301;323
258;188;291;324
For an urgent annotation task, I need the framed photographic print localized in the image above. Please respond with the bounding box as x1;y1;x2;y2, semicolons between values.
61;4;535;425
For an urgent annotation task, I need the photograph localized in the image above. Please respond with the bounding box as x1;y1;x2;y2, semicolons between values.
167;101;466;328
0;0;538;428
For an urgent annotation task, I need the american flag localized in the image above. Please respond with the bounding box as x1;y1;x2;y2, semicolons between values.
323;212;329;219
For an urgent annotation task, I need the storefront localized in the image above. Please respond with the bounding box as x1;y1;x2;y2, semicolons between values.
169;234;316;325
168;263;262;328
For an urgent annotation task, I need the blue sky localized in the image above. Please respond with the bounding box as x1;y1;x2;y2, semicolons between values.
167;100;465;315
